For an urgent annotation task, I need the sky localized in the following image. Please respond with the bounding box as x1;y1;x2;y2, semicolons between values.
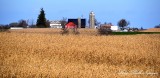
0;0;160;29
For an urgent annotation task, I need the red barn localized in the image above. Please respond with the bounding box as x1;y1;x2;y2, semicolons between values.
65;22;77;29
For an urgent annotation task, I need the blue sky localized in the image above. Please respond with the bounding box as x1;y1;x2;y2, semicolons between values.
0;0;160;28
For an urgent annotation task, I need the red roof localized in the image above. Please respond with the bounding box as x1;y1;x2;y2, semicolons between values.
65;22;77;28
66;22;76;26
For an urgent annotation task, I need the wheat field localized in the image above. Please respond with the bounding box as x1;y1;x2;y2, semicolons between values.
141;28;160;32
0;28;160;78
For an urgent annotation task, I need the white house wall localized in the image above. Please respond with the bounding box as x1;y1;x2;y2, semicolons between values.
111;26;119;31
50;25;62;28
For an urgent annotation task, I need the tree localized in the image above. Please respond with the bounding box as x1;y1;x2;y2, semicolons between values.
98;27;112;35
46;20;50;28
60;17;67;28
154;24;160;28
95;18;101;26
104;22;107;25
140;27;144;30
36;8;47;28
9;22;19;27
28;19;37;28
88;18;100;26
0;24;10;31
118;19;129;30
18;20;28;28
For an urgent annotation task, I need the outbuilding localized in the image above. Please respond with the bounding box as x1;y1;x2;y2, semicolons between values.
65;22;77;29
111;26;119;32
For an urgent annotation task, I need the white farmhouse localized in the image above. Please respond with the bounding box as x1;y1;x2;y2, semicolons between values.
10;27;24;29
50;20;62;28
111;26;119;32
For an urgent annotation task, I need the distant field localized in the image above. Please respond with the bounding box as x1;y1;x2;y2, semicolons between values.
0;28;160;78
141;28;160;32
113;28;160;35
112;32;160;35
8;28;160;35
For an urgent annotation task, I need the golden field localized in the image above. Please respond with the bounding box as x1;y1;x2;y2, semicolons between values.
141;28;160;32
0;28;160;78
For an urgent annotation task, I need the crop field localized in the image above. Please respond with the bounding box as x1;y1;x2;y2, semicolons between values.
0;28;160;78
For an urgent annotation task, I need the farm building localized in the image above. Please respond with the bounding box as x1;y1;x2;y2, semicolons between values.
100;24;112;28
10;27;24;29
100;24;119;31
111;26;119;32
50;20;62;28
68;18;86;28
65;22;77;29
89;11;95;29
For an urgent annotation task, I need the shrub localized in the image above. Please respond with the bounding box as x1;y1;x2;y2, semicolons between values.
0;26;10;32
98;28;112;35
61;28;69;35
61;28;80;35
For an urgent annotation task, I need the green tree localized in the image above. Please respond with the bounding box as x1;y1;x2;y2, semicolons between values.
36;8;48;28
118;19;129;30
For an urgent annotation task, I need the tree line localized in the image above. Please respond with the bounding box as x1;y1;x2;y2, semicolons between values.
0;8;160;29
0;8;50;28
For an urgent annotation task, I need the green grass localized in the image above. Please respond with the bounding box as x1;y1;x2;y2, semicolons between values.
112;32;160;35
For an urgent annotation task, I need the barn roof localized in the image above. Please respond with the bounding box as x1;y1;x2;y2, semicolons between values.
50;20;61;24
66;22;76;26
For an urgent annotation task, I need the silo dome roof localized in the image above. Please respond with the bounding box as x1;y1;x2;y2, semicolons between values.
90;11;95;15
90;11;94;14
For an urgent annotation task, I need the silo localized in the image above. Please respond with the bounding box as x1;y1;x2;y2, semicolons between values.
78;18;81;28
89;11;95;28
